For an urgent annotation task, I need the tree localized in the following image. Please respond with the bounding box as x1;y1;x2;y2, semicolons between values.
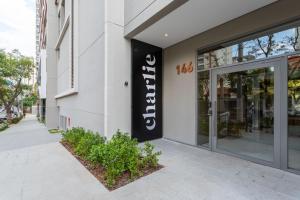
248;34;276;58
23;93;38;108
0;50;34;122
286;28;300;51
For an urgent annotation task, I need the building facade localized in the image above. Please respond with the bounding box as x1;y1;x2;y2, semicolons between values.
37;0;300;174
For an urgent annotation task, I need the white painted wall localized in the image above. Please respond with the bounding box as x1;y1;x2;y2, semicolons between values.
57;28;71;94
46;1;59;129
125;0;155;25
163;47;197;145
54;0;132;137
105;0;131;138
56;0;106;134
124;0;175;36
51;0;173;137
39;49;47;99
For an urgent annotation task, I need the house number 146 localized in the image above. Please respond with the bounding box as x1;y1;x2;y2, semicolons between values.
176;62;193;75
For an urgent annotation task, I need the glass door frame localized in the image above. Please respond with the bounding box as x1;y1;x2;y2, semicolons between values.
282;52;300;175
210;57;285;169
196;69;213;150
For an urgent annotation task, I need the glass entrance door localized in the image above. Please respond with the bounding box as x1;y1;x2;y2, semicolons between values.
197;71;210;148
288;54;300;172
211;59;281;166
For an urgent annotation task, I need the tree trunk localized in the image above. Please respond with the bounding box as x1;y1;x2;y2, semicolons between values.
5;106;12;123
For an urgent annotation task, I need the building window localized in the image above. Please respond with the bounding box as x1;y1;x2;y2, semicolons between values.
59;115;67;131
58;0;65;32
197;25;300;70
288;54;300;171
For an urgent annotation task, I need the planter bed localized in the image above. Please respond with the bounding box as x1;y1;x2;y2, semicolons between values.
60;129;163;191
61;141;163;191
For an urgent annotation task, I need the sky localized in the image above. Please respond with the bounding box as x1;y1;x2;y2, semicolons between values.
0;0;35;58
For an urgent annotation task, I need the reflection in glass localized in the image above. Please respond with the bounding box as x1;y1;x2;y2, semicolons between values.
288;55;300;170
216;67;274;162
197;26;300;70
197;71;210;147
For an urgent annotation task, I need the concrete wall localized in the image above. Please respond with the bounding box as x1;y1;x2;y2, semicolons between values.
55;0;132;138
56;0;106;134
104;0;132;138
56;0;72;95
57;30;70;94
45;1;59;129
124;0;187;37
39;49;47;99
163;0;300;145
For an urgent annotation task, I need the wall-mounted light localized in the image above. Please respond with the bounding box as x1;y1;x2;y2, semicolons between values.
164;33;168;37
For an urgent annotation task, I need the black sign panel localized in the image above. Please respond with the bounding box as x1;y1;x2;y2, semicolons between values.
131;40;162;142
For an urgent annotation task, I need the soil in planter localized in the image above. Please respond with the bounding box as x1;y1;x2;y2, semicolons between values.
60;141;163;191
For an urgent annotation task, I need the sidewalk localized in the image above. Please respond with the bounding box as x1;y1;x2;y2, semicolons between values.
0;116;300;200
0;114;61;152
0;115;105;200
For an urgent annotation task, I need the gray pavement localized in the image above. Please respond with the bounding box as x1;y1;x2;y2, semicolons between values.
1;116;300;200
0;114;61;152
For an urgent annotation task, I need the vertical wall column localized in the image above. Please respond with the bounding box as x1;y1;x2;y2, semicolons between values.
46;1;59;129
104;0;132;138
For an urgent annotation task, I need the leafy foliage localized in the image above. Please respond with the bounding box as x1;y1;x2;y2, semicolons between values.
0;122;8;132
48;129;63;134
23;93;38;108
89;131;141;186
141;142;161;168
62;127;86;147
62;128;161;188
11;115;23;124
75;130;105;159
0;49;34;121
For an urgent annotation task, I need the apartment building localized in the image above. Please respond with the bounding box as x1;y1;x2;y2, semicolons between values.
37;0;300;174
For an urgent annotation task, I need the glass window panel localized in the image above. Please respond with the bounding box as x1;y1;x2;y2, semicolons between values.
288;54;300;170
216;67;275;162
198;26;300;69
197;71;210;147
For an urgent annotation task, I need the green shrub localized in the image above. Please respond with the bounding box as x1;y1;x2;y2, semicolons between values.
88;142;106;164
141;142;161;168
75;131;105;159
48;129;63;134
11;115;23;124
62;128;162;188
38;117;45;124
0;122;8;132
62;127;85;147
89;131;141;186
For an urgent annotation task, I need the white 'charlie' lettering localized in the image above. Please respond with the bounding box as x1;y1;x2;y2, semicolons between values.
142;54;156;131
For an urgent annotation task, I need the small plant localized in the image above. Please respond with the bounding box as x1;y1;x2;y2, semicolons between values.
62;127;85;147
61;128;162;189
88;142;106;164
0;122;8;132
141;142;161;168
11;115;23;124
37;116;46;124
89;131;141;186
75;131;105;159
48;129;63;134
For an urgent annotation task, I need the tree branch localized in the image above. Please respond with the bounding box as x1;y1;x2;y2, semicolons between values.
294;28;299;51
256;38;267;57
7;78;22;108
